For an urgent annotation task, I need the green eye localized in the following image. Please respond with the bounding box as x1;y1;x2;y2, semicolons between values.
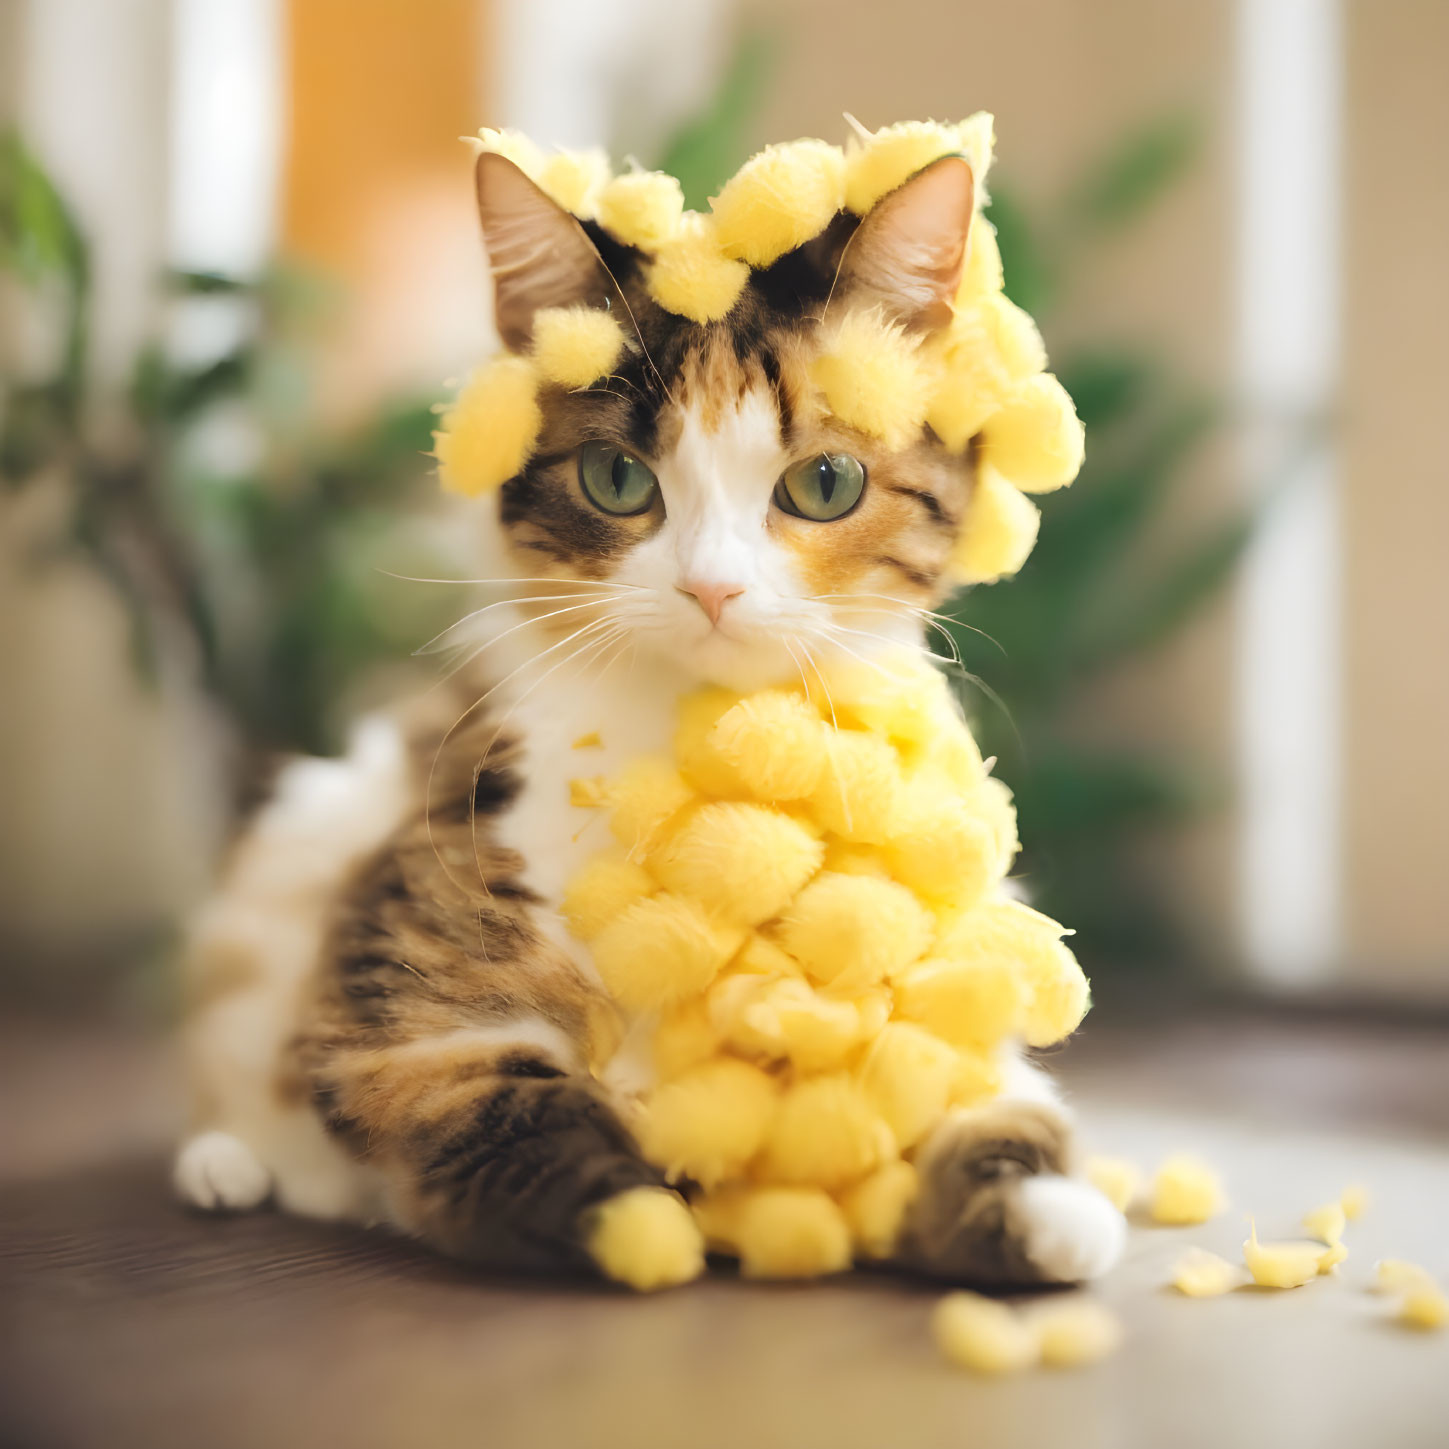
774;453;866;521
579;441;659;516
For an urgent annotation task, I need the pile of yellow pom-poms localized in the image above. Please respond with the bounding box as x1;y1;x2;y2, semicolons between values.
436;116;1084;589
564;652;1090;1279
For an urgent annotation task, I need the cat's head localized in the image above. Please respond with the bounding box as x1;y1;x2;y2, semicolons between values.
453;137;1052;692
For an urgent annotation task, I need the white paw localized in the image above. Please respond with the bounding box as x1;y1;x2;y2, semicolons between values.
1017;1175;1126;1283
173;1130;272;1211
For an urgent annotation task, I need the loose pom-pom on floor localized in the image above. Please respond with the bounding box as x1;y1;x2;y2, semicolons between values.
710;139;846;266
596;168;685;249
733;1187;854;1279
587;1187;705;1292
933;1292;1038;1376
840;1160;919;1259
844;118;977;216
1031;1299;1123;1368
811;309;932;451
647;214;750;323
1086;1155;1142;1214
649;801;824;926
757;1073;894;1189
536;147;611;217
1170;1247;1241;1297
530;305;626;389
590;893;742;1012
950;463;1041;585
710;690;827;801
857;1022;959;1149
559;848;654;940
434;355;542;497
634;1058;777;1189
775;871;933;989
1150;1154;1226;1226
982;373;1085;492
1242;1221;1323;1289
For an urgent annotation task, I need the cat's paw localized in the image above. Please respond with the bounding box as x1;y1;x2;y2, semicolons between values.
586;1186;705;1291
173;1130;272;1211
1016;1175;1126;1284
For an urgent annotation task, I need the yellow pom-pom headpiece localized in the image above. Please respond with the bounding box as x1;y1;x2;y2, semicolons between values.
442;116;1082;580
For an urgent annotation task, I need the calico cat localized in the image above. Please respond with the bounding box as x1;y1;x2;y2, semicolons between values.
173;149;1125;1288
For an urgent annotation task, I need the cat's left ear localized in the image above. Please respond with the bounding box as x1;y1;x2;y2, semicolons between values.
833;155;975;332
475;152;619;351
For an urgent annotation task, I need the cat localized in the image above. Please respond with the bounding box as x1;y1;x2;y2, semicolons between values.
173;148;1125;1287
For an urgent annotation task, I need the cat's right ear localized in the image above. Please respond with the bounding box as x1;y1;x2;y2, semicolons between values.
474;152;617;351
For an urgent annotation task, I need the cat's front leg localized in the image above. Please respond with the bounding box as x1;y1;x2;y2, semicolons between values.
895;1067;1125;1286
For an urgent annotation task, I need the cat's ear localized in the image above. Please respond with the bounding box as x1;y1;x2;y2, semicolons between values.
833;155;975;331
474;152;617;351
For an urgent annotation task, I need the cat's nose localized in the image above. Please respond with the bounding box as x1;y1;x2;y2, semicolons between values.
677;579;745;626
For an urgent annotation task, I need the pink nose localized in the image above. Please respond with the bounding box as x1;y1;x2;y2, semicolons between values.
677;579;745;626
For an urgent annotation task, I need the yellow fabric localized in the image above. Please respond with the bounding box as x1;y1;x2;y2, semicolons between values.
564;655;1092;1278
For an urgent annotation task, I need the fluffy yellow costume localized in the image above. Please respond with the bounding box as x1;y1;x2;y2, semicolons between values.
565;656;1090;1279
439;118;1091;1280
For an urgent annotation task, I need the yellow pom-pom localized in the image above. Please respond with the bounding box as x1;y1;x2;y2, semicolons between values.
710;690;827;801
1032;1299;1123;1368
885;782;1000;909
649;801;824;927
949;1046;1003;1106
1242;1220;1322;1290
1170;1247;1241;1297
759;979;868;1071
811;309;932;451
596;168;684;249
932;1291;1038;1375
536;147;610;217
972;775;1020;876
471;127;544;177
652;998;721;1079
894;955;1024;1049
711;139;846;266
982;373;1085;493
732;932;803;979
950;464;1041;585
434;355;542;497
840;1160;919;1259
820;841;893;878
590;893;742;1012
559;848;654;939
757;1073;893;1189
674;686;744;796
530;305;626;389
607;757;695;856
1085;1155;1142;1214
1149;1154;1226;1226
928;294;1047;451
1303;1201;1347;1247
959;213;1004;303
587;1186;705;1291
811;730;903;843
647;214;750;323
857;1021;958;1149
1376;1259;1433;1293
775;871;933;989
635;1058;777;1188
845;118;974;215
1018;941;1090;1048
733;1187;853;1279
1400;1283;1449;1331
1340;1183;1370;1221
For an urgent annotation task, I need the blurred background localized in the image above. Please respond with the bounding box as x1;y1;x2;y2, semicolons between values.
2;0;1447;1020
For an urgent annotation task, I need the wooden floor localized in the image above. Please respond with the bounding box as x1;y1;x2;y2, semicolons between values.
2;998;1447;1449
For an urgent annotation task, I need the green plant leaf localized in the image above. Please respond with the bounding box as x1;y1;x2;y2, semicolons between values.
1060;110;1202;239
984;182;1053;315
